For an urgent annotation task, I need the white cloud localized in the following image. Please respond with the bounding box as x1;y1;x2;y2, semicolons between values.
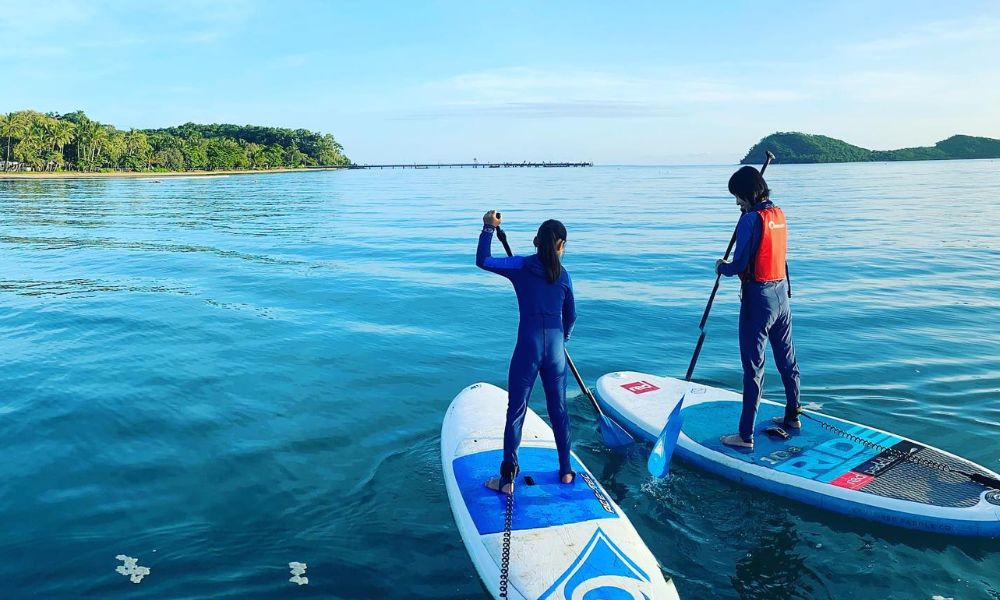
844;17;1000;55
410;67;807;120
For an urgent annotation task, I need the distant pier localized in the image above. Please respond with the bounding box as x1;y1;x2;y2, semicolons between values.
313;161;593;170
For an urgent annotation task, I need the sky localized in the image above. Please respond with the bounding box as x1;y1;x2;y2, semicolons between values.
3;0;1000;164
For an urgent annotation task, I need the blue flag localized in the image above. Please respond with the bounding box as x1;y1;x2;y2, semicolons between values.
647;394;685;478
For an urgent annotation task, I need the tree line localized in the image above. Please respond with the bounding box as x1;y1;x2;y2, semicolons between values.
742;131;1000;164
0;110;350;173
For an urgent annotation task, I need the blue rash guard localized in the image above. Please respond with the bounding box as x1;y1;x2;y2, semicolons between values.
717;200;801;442
476;224;577;481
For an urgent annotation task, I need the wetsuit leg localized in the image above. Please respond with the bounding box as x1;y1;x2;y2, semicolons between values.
503;333;542;476
539;327;571;475
768;282;801;419
738;284;778;442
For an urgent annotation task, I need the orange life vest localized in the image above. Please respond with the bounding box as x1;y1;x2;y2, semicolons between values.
746;206;787;282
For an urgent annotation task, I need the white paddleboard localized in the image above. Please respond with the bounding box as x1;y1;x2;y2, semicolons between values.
596;371;1000;537
442;382;680;599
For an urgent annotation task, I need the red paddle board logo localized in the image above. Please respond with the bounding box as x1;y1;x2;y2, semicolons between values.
830;470;875;490
622;381;659;395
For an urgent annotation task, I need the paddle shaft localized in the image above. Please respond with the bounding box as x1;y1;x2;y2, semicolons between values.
685;152;774;381
565;347;610;419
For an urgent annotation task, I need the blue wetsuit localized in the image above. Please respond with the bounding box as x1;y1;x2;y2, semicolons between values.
718;201;801;442
476;224;577;480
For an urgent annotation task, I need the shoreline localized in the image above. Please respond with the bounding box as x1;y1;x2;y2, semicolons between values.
0;167;348;180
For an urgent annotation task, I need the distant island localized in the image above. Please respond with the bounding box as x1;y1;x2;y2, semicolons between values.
741;132;1000;164
0;109;350;174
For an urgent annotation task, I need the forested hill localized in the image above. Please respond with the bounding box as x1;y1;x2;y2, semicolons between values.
741;132;1000;164
0;109;350;173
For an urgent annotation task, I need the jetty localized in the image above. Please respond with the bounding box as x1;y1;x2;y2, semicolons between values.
313;161;592;170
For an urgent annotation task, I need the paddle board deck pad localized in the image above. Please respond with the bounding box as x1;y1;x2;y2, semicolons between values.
442;383;680;599
595;372;1000;537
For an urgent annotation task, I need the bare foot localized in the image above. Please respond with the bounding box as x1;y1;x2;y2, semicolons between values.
720;434;754;449
484;477;513;495
560;471;576;484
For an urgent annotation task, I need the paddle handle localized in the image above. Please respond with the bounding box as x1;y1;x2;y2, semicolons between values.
496;226;513;258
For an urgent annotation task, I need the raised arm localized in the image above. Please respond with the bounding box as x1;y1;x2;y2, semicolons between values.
476;211;524;278
562;271;577;341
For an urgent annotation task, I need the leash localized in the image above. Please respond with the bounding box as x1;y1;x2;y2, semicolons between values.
798;412;1000;490
498;490;513;597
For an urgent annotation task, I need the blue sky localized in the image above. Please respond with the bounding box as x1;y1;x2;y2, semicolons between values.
4;1;999;164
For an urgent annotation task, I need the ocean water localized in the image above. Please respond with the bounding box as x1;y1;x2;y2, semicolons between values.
0;162;998;599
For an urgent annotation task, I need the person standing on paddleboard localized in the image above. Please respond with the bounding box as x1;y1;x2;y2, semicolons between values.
477;210;577;494
716;166;801;449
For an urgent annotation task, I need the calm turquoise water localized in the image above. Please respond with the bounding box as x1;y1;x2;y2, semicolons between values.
1;163;998;599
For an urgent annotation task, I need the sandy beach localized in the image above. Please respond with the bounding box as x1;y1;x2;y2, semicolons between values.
0;166;348;180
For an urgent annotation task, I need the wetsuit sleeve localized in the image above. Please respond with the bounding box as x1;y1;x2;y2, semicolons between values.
476;225;524;277
562;272;577;341
718;212;761;277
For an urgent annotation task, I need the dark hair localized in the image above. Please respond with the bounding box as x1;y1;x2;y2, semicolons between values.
536;219;567;284
728;166;770;205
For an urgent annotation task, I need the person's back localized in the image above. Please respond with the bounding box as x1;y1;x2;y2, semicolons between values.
498;253;572;326
476;211;576;494
715;167;801;449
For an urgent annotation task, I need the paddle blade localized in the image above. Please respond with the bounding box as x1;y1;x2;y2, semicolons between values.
647;395;685;478
597;413;635;449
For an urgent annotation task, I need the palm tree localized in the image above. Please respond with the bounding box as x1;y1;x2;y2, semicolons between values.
86;125;110;170
123;129;151;170
104;132;125;170
13;125;46;172
0;112;30;171
243;142;262;168
52;120;76;162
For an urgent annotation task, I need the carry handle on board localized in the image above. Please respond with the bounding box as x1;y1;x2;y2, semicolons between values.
685;151;774;382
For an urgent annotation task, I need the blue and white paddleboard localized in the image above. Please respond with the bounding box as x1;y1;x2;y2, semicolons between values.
595;372;1000;537
442;383;680;599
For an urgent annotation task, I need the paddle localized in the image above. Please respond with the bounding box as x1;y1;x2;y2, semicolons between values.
565;350;635;448
684;151;775;382
494;217;634;448
647;394;685;477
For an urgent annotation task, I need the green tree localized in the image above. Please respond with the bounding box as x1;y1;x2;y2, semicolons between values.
262;144;285;168
152;147;185;171
122;130;152;170
52;120;76;165
2;108;351;172
284;145;307;167
206;137;247;170
182;135;209;170
104;131;126;170
1;112;31;171
243;141;263;168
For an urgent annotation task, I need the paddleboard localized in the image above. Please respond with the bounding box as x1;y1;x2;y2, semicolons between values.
442;382;680;599
595;372;1000;537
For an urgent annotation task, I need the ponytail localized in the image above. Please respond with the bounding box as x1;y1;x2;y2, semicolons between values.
536;219;567;283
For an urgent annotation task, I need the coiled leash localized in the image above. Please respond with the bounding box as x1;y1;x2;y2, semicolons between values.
498;488;513;598
796;411;1000;490
497;460;518;598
